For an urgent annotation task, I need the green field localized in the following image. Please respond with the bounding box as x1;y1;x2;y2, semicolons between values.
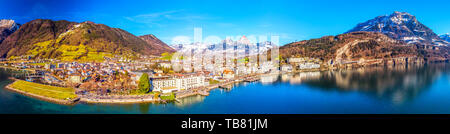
160;93;175;101
27;40;113;62
209;79;220;85
9;80;77;100
29;62;49;66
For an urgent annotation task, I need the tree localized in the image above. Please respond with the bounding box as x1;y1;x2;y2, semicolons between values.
138;73;150;93
124;71;129;76
161;52;173;61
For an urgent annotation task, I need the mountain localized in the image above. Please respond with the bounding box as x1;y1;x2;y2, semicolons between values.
347;11;447;46
172;35;274;55
280;31;449;65
0;19;172;61
139;34;175;55
279;11;450;65
440;33;450;42
172;36;273;56
0;19;20;44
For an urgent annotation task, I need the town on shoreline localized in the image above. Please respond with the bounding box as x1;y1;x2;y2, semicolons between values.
1;50;441;105
1;10;449;105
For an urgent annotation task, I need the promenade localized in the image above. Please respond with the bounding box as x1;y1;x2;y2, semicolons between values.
4;71;263;104
174;74;261;99
78;94;158;104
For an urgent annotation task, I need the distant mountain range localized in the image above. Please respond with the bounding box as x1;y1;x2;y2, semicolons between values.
1;11;448;63
347;11;448;46
172;35;275;56
440;33;450;42
281;32;419;63
281;11;449;63
0;19;174;61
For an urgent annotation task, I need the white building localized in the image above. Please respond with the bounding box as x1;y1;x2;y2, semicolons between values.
159;62;172;68
222;69;235;79
281;64;293;72
259;61;275;73
288;58;305;63
298;62;320;70
289;57;321;64
151;74;207;93
68;75;82;84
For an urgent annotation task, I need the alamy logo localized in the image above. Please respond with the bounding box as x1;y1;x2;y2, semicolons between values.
170;28;280;74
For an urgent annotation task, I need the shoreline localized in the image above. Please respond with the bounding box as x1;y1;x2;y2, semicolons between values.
3;62;442;105
4;82;79;105
78;96;159;104
0;65;36;73
40;74;259;104
77;94;160;104
2;72;283;105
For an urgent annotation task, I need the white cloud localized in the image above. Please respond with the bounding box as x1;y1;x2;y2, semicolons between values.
171;36;192;45
126;10;179;21
125;10;214;25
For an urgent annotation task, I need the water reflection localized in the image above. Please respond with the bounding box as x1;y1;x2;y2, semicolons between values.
260;74;279;84
175;95;205;107
285;72;321;84
138;103;150;114
171;64;449;107
283;64;450;104
1;64;449;113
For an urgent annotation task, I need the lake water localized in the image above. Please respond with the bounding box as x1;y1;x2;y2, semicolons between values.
0;63;449;114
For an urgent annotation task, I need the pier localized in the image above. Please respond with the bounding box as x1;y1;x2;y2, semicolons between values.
219;84;233;90
244;77;259;82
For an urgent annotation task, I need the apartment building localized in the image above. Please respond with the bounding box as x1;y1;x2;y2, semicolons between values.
151;74;207;93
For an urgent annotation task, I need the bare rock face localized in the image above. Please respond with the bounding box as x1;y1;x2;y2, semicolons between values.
0;19;20;44
139;34;175;55
281;32;416;61
347;11;447;46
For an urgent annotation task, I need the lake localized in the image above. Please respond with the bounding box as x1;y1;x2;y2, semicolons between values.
0;63;449;114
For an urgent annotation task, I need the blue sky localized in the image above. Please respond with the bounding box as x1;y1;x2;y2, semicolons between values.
1;0;449;45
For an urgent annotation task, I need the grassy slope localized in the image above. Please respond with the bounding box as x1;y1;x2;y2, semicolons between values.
279;32;419;61
28;39;112;62
160;92;175;101
11;20;139;62
9;80;77;100
2;19;175;60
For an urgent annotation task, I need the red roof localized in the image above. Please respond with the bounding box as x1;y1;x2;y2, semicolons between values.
223;69;234;74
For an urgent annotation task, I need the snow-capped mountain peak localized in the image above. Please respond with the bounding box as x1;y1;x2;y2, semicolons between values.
347;11;447;46
388;11;416;25
171;36;275;55
238;35;251;44
440;33;450;43
0;19;21;43
0;19;20;31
